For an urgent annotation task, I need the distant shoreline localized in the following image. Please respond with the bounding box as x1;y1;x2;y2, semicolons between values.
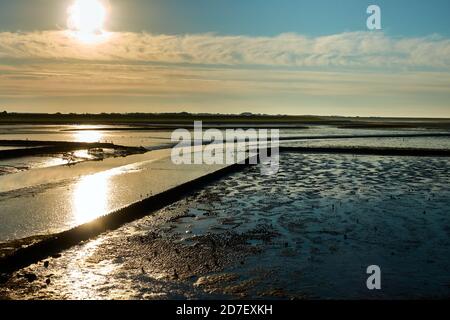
1;113;450;130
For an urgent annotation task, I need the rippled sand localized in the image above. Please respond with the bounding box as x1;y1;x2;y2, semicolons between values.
1;153;450;299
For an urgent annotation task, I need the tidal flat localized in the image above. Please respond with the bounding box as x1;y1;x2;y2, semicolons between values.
1;152;449;299
0;120;450;299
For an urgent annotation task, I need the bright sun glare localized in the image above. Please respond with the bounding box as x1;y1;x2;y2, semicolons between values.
67;0;108;43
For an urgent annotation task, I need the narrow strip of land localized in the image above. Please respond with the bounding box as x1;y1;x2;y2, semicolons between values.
280;146;450;157
0;140;146;160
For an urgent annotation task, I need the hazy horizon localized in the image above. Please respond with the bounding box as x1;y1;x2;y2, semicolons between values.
3;111;450;121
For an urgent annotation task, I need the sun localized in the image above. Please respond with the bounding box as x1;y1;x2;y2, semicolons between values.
67;0;108;42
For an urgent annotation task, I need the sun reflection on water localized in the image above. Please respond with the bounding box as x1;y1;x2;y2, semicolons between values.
71;164;140;225
73;172;110;224
73;130;103;143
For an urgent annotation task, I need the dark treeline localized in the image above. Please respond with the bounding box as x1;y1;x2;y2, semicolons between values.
1;111;450;129
0;112;332;125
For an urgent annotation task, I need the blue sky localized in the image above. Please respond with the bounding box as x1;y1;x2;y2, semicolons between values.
0;0;449;116
115;0;450;37
0;0;449;36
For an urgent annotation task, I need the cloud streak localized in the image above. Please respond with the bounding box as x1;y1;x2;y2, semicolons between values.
0;31;450;69
1;62;449;98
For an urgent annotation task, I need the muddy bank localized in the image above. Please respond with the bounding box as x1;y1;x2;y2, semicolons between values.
280;146;450;157
279;132;450;141
339;122;450;130
0;235;51;260
0;195;287;300
0;140;146;160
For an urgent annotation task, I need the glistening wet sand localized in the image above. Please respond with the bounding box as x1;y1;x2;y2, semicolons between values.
0;149;226;242
1;153;449;299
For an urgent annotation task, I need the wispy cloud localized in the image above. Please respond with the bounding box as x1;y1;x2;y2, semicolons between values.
1;31;450;69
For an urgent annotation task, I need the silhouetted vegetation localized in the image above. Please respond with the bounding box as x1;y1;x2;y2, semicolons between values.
0;112;449;129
